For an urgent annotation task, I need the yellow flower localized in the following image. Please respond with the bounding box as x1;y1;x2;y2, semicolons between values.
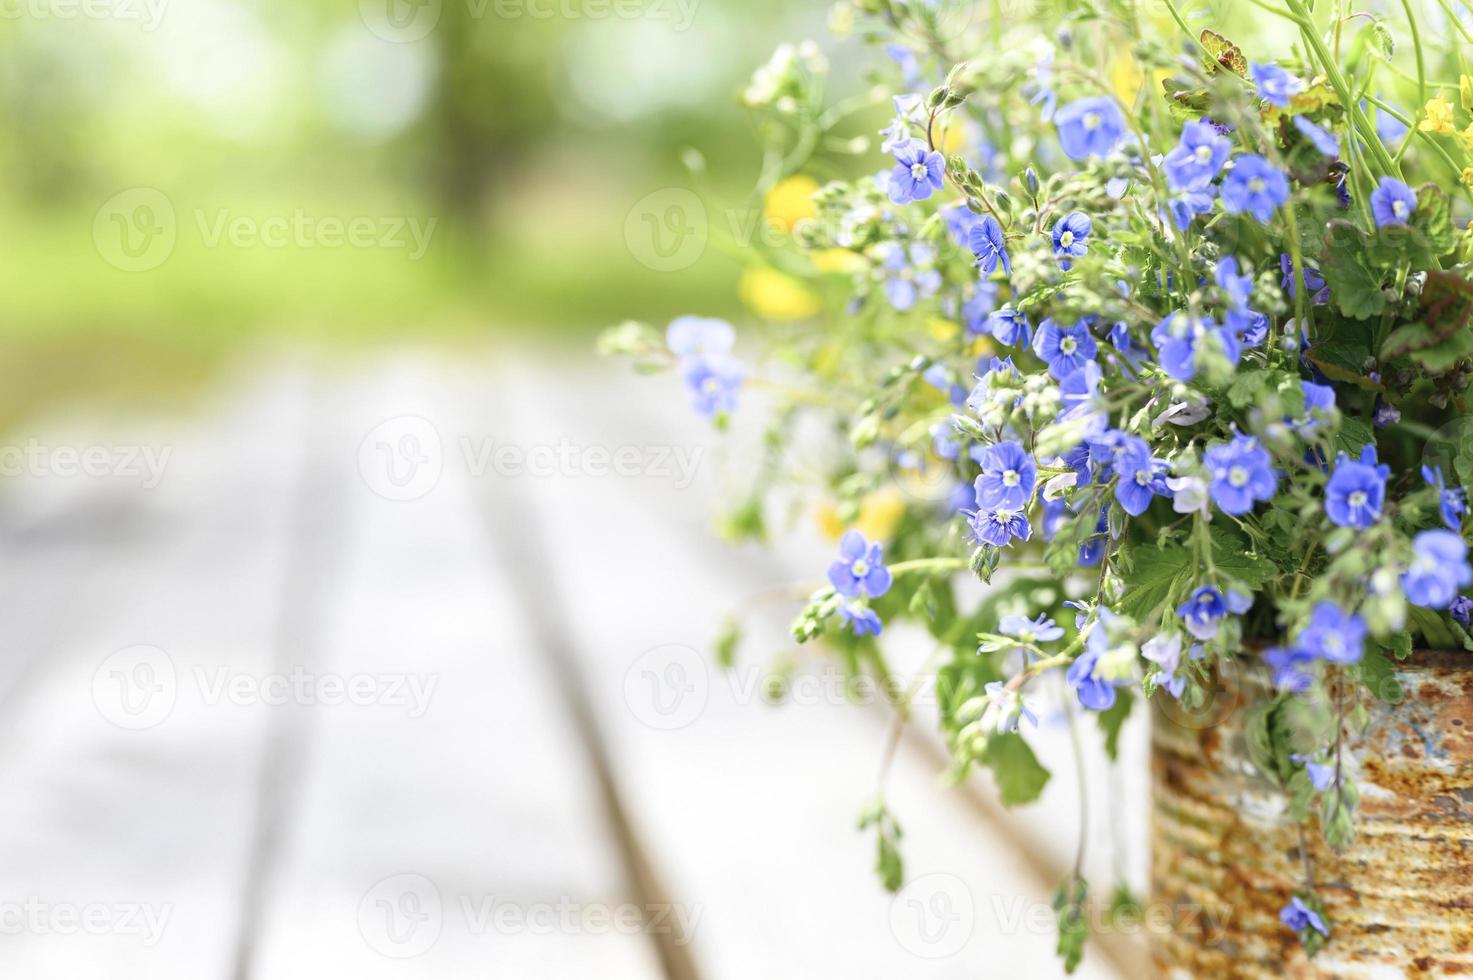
815;489;907;543
811;247;865;274
1457;124;1473;156
1419;95;1456;134
1462;167;1473;190
738;266;821;321
927;317;960;341
940;122;968;156
763;175;820;234
1110;52;1144;103
1461;75;1473;112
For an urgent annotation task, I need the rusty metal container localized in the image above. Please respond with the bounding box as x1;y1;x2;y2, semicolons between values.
1150;652;1473;978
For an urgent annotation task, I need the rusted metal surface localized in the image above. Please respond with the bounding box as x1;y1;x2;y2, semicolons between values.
1151;652;1473;978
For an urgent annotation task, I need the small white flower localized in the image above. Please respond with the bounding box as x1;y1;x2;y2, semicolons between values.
1167;475;1209;516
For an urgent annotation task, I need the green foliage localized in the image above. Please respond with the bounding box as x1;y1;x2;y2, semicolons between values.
982;733;1052;807
857;799;905;893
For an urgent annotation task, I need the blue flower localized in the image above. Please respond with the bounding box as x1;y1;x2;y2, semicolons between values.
1264;645;1317;693
1370;176;1417;227
668;315;734;356
1291;753;1337;791
881;242;942;311
827;530;893;599
999;613;1065;645
1296;381;1337;435
885;44;923;88
1150;311;1240;382
1220;154;1289;223
1216;256;1253;310
680;354;744;418
1280;253;1330;305
1051;211;1091;269
1115;440;1171;516
1176;586;1251;641
1054;96;1127;160
931;420;960;461
1422;464;1467;529
962;281;1000;334
1298;601;1367;665
1032;318;1097;380
1163;120;1230;192
1452;595;1473;626
986;308;1032;347
1058;362;1103;415
1066;620;1125;711
1280;897;1329;938
1204;435;1278;515
968;506;1032;547
1293;116;1340;157
975;440;1037;510
1403;529;1473;609
1250;62;1305;108
1165;191;1215;230
888;138;946;205
1376;107;1409;144
1324;445;1389;529
839;600;884;637
968;215;1010;277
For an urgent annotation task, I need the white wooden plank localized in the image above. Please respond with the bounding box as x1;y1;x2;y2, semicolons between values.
244;357;665;980
0;367;316;978
481;351;1125;980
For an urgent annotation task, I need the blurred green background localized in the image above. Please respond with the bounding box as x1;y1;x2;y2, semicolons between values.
0;0;854;418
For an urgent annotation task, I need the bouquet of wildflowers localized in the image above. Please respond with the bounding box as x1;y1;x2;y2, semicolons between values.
604;0;1473;968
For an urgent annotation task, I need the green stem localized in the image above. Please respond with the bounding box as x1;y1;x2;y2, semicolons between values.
1284;0;1401;179
1393;0;1427;166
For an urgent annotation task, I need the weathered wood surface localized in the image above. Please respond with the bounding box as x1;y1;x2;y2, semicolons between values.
0;349;1144;978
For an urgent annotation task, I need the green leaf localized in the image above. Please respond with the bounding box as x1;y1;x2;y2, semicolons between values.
1116;538;1189;622
982;733;1051;807
1408;605;1460;650
1413;183;1456;257
1097;689;1133;761
1357;648;1402;704
1052;877;1089;974
1210;524;1275;590
1333;416;1376;457
1320;221;1387;320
